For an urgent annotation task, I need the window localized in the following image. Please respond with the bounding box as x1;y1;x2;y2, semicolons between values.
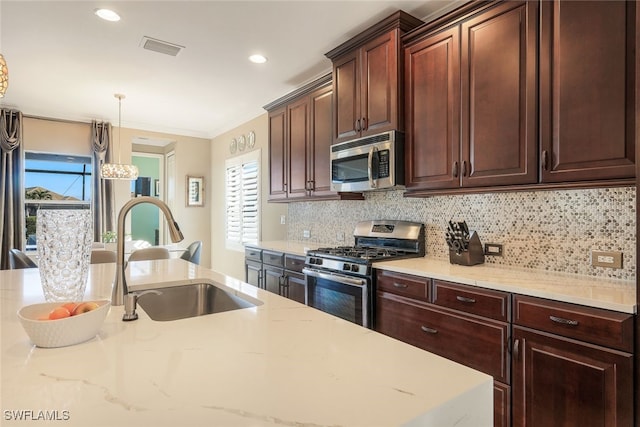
24;152;92;250
225;150;260;251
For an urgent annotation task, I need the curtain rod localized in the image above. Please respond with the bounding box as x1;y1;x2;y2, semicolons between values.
23;114;107;126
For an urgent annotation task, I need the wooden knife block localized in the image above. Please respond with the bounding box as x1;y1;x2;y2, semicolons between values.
449;231;485;266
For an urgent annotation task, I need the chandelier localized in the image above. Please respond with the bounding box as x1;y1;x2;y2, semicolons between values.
0;54;8;97
100;94;139;180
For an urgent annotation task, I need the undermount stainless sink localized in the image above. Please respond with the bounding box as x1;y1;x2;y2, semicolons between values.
136;283;259;321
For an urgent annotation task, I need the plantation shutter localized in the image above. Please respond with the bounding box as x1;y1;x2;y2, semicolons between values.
225;151;260;250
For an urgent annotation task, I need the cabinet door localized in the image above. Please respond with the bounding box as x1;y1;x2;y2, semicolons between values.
512;326;633;427
285;271;306;305
540;1;636;182
268;107;287;199
360;30;399;137
333;50;361;143
461;1;537;188
263;266;284;295
287;96;310;198
494;381;511;427
404;26;460;190
309;84;334;197
245;260;262;288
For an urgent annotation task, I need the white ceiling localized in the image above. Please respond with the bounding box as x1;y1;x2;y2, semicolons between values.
0;1;461;140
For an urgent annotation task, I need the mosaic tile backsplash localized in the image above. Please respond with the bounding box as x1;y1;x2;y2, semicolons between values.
287;187;636;281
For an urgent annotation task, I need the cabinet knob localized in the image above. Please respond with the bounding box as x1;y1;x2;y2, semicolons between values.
513;338;520;358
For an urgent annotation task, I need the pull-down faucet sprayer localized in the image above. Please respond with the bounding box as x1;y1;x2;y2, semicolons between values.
111;196;184;307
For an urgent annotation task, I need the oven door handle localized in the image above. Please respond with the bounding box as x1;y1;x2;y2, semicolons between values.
302;268;367;287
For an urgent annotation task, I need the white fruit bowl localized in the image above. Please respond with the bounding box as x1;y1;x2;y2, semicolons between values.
17;300;110;348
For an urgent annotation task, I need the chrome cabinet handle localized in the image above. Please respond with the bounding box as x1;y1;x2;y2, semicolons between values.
456;295;476;304
421;325;438;334
513;338;520;358
550;315;579;326
453;161;459;178
393;282;408;288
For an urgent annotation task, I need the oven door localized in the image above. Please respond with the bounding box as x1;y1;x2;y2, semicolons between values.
303;267;370;328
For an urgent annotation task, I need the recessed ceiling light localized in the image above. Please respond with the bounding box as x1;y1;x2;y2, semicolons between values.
95;8;120;22
249;54;268;64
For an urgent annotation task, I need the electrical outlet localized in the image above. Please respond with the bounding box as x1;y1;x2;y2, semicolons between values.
303;230;310;239
591;251;623;268
484;243;503;256
280;215;286;225
336;232;345;241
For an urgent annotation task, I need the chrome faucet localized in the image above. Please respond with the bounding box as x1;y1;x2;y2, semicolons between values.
111;196;184;307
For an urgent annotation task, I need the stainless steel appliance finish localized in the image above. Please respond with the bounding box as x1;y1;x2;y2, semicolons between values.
304;220;425;328
330;130;404;192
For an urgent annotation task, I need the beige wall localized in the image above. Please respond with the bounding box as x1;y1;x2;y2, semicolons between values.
210;113;287;280
22;117;213;268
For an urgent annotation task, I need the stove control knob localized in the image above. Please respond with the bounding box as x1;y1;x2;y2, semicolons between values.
342;263;350;271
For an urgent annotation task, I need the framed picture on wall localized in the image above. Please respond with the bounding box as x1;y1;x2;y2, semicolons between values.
186;175;204;207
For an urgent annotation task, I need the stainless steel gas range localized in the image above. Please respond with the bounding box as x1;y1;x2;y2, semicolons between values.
303;220;425;329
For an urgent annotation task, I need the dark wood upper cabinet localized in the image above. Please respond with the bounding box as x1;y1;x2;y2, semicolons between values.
268;107;287;199
461;1;538;188
405;26;461;190
327;11;423;145
404;1;537;192
308;84;334;197
540;0;636;182
287;96;310;199
265;75;362;202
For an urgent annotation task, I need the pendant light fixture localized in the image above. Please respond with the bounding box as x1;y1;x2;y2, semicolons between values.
100;94;139;180
0;54;8;97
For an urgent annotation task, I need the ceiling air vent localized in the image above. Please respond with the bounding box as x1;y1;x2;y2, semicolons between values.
140;36;184;57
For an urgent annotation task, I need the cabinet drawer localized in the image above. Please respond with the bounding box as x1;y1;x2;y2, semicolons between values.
376;292;510;383
376;270;430;301
433;280;510;322
244;247;262;262
262;250;284;267
284;254;306;273
513;295;634;352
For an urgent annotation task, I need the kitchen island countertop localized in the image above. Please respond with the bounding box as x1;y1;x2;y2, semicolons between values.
1;259;492;426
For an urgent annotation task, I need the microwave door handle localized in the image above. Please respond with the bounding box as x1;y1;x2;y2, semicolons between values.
368;146;378;188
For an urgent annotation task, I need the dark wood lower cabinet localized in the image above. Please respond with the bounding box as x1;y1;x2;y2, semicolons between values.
512;326;633;427
494;381;511;427
376;291;510;383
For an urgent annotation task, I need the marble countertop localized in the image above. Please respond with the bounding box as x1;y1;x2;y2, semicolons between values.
1;260;492;426
245;241;636;314
373;258;636;314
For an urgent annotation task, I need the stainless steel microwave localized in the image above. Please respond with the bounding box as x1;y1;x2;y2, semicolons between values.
330;130;404;192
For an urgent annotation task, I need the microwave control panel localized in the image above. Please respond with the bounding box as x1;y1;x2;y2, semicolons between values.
377;150;390;178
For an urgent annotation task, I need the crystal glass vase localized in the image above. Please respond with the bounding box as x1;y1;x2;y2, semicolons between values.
36;210;93;302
